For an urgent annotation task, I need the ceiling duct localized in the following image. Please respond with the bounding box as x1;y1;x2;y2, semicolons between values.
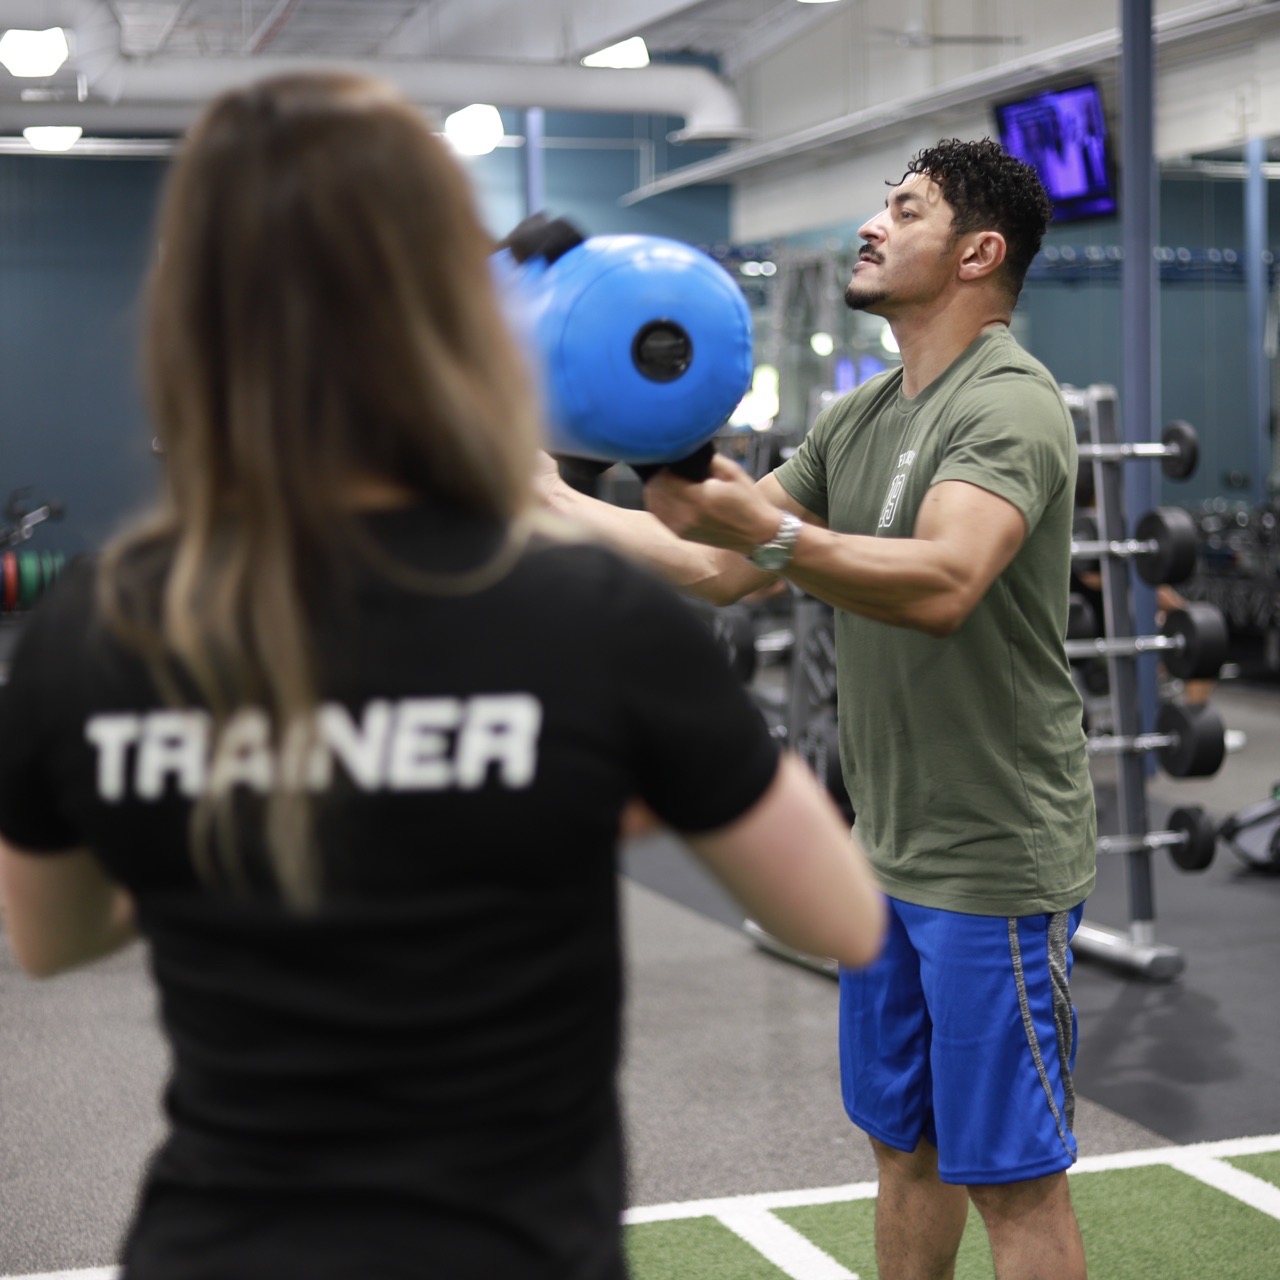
0;0;749;142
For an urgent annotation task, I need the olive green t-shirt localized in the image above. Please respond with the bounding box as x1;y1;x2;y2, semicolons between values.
774;327;1096;916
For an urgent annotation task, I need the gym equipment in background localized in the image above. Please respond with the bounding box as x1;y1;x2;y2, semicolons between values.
1065;384;1232;981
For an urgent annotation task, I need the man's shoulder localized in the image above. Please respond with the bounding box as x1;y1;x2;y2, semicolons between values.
969;328;1063;392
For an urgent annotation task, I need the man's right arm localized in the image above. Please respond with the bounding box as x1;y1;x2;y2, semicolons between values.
536;454;811;606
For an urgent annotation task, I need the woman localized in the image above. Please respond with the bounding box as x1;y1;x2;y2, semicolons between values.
0;72;884;1280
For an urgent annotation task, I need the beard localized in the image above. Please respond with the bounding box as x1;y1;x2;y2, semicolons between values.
844;280;888;312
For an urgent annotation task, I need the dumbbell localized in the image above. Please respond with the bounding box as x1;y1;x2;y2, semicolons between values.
494;214;753;478
1096;804;1218;872
1076;420;1199;505
1065;601;1229;680
1087;701;1229;777
1071;506;1199;585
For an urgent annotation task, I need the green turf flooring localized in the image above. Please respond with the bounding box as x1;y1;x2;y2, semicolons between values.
626;1163;1280;1280
1229;1149;1280;1191
626;1215;794;1280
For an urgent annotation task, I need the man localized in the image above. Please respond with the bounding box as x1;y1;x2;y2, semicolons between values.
539;137;1095;1280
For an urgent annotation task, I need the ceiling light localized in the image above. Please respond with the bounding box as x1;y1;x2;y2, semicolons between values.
582;37;650;69
880;323;900;354
23;125;81;153
443;104;504;157
810;332;835;357
796;1;842;5
0;28;70;78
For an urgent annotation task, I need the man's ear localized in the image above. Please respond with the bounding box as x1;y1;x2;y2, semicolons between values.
958;231;1007;281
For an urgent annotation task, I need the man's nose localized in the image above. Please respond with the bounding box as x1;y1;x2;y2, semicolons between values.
857;214;885;242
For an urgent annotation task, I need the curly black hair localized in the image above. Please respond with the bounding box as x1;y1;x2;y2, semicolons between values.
897;137;1051;301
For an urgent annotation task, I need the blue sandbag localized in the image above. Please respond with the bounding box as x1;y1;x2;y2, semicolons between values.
495;233;753;466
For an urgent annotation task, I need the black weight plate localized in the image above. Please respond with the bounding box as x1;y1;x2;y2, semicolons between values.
1161;602;1228;680
1134;506;1198;585
1160;420;1199;480
1156;701;1226;778
1168;805;1217;871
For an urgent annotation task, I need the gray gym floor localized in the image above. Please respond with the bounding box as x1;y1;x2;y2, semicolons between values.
2;681;1279;1276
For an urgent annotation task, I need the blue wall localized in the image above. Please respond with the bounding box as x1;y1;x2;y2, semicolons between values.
0;116;731;558
1018;171;1280;506
1;156;166;557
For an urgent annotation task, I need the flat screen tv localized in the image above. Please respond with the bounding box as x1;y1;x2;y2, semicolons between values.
994;82;1117;224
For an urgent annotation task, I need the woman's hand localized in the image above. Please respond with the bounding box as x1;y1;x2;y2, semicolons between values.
531;451;564;505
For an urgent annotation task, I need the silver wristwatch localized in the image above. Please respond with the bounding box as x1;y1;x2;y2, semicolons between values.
747;513;803;572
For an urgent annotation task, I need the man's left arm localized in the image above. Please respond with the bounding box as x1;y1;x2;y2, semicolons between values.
647;457;1026;638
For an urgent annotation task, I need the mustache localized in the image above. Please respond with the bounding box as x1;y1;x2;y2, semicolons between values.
858;247;882;264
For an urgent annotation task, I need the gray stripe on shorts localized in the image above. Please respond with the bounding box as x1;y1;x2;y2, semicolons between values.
1007;914;1075;1162
1047;910;1076;1132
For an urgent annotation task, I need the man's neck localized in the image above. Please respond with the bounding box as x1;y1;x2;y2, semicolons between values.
893;307;1011;398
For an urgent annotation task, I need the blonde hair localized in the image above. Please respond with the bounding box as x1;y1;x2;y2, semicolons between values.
101;71;543;906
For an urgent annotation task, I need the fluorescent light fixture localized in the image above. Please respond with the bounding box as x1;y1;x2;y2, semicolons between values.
443;104;504;157
795;0;842;5
810;332;835;357
23;125;81;152
0;27;70;78
582;37;649;69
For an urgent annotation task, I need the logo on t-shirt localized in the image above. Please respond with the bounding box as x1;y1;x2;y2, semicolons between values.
84;695;543;801
879;449;917;530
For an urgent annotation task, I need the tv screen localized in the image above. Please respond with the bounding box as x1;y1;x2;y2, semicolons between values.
994;82;1117;224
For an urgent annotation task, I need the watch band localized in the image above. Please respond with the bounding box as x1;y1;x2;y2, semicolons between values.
747;512;804;572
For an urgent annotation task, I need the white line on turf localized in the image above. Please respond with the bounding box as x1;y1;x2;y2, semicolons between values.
716;1206;859;1280
1167;1155;1280;1220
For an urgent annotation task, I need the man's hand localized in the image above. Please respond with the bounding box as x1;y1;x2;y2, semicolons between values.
643;453;784;553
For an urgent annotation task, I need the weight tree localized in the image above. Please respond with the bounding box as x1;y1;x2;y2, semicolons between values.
1065;383;1229;981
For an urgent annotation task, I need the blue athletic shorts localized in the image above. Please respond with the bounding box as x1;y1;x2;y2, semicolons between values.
838;896;1085;1186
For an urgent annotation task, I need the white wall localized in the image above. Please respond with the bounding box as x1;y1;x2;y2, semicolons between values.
725;0;1280;242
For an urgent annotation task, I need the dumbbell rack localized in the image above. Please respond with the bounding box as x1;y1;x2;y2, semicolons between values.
1065;384;1185;981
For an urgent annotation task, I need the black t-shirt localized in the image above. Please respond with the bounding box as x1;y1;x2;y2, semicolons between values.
0;505;779;1280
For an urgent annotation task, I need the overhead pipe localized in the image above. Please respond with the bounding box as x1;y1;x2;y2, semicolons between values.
0;0;750;143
